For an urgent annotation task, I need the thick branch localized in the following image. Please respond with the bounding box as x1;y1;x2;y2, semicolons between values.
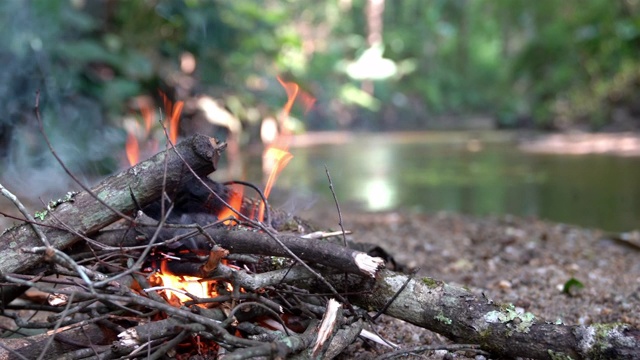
141;227;384;277
101;224;640;358
344;269;640;360
0;135;223;278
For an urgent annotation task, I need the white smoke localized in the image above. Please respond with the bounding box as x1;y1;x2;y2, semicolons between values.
0;1;122;206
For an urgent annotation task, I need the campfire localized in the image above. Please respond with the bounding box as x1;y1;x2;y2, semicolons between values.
0;88;638;359
0;84;392;359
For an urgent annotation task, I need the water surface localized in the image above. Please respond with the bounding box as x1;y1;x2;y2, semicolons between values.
243;132;640;232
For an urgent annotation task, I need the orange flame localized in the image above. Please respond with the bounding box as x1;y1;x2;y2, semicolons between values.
276;77;299;138
137;97;154;134
159;91;184;145
125;132;139;166
216;184;245;224
149;261;217;307
258;77;315;222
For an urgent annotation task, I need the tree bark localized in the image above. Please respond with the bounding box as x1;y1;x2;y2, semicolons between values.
138;226;384;278
0;135;223;291
342;269;640;360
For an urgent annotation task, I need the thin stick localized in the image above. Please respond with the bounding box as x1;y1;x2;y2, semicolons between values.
148;331;188;360
0;183;50;247
324;165;347;247
36;292;75;360
325;165;351;307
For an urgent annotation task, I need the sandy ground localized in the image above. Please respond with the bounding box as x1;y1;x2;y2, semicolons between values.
298;207;640;359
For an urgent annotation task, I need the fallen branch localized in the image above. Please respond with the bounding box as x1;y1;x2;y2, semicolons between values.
342;269;640;359
99;221;640;359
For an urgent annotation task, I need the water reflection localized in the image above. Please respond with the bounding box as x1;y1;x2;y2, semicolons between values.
243;132;640;232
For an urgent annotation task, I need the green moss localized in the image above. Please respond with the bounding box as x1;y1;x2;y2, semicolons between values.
478;328;492;342
421;277;441;288
47;191;79;210
592;322;624;335
547;349;574;360
591;322;627;351
435;311;452;325
271;256;287;268
483;304;536;335
34;210;48;221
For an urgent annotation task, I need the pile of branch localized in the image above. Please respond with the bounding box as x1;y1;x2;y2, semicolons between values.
0;134;638;360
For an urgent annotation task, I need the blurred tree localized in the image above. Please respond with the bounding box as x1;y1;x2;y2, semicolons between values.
2;0;639;139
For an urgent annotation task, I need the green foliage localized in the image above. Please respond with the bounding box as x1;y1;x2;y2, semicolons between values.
4;0;639;132
562;277;585;296
510;1;640;128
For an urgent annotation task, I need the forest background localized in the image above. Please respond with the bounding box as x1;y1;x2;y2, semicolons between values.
2;0;639;139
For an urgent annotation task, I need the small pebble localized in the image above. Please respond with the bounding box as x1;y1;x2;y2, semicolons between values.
498;280;512;290
434;350;448;358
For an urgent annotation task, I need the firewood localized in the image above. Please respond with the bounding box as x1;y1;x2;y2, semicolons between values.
0;134;224;304
342;269;640;359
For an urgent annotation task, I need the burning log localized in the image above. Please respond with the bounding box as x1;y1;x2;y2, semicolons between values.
0;134;224;305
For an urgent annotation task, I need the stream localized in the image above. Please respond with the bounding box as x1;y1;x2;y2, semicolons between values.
240;131;640;232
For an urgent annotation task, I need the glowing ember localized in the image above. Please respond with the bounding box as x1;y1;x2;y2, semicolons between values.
258;77;315;221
